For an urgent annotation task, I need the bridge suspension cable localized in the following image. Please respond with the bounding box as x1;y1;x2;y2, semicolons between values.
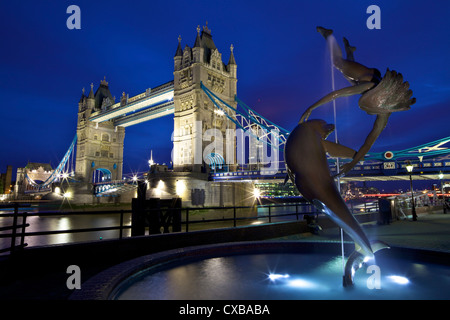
26;134;78;190
364;136;450;161
202;82;450;164
201;82;289;148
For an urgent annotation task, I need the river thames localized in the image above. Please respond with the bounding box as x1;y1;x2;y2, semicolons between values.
0;200;378;253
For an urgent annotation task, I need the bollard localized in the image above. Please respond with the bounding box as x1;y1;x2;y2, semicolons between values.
172;198;182;232
131;181;147;236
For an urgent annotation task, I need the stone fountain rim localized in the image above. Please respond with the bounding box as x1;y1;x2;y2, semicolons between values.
69;240;450;300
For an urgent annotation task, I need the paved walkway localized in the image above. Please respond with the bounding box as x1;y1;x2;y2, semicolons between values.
278;211;450;253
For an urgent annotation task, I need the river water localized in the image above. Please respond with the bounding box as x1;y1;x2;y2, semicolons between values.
0;199;378;253
0;205;132;252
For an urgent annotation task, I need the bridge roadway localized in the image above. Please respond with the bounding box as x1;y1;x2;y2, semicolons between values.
89;80;174;127
94;159;450;195
209;158;450;182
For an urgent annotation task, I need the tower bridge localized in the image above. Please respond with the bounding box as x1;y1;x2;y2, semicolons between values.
17;23;450;206
89;80;175;127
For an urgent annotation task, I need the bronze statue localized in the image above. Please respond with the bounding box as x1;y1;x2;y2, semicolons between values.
284;119;377;258
300;27;416;176
283;27;417;285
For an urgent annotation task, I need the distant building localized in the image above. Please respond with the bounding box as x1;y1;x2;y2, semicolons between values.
342;181;380;199
15;162;53;194
0;165;13;194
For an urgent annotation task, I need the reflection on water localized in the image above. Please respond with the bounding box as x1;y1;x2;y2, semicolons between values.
116;252;450;300
0;208;131;251
1;203;312;251
0;200;376;252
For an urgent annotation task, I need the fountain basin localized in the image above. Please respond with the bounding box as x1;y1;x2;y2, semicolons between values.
70;241;450;300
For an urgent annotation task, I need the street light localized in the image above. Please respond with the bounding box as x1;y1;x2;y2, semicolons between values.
253;188;261;198
439;171;444;196
439;171;446;213
406;161;417;221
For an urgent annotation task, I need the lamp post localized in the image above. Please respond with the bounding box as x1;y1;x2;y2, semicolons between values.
406;161;417;221
439;171;445;213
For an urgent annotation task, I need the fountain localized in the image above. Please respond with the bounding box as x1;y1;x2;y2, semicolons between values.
286;26;416;286
70;241;450;300
68;27;441;301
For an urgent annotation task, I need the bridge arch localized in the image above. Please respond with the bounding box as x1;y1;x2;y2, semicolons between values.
92;168;112;183
206;152;225;171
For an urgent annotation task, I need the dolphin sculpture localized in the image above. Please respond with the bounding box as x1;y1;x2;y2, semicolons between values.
301;27;416;177
284;119;378;258
284;26;413;286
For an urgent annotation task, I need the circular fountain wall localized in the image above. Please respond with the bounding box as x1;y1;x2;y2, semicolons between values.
70;241;450;300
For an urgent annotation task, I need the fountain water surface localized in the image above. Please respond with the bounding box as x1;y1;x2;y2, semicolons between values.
73;241;449;300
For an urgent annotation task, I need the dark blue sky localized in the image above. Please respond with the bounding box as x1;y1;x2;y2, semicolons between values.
1;0;450;181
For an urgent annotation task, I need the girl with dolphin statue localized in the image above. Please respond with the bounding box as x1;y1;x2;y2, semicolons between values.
284;27;416;286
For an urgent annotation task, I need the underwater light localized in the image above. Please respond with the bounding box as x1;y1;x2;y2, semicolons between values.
268;273;317;289
268;273;290;281
388;275;410;285
287;278;317;289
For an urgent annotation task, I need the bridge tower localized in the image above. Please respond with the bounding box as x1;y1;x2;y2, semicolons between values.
75;79;125;184
172;23;237;172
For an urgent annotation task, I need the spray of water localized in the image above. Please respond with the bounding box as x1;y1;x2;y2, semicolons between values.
326;34;346;276
326;35;340;148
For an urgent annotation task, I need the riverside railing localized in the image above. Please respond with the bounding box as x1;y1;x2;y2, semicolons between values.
0;201;378;254
0;203;30;254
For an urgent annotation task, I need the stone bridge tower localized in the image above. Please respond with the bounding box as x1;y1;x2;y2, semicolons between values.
75;79;125;184
172;23;237;173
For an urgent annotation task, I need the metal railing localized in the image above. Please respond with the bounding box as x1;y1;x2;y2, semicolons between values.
347;199;379;214
0;209;131;246
181;203;317;232
0;201;379;254
0;203;30;254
